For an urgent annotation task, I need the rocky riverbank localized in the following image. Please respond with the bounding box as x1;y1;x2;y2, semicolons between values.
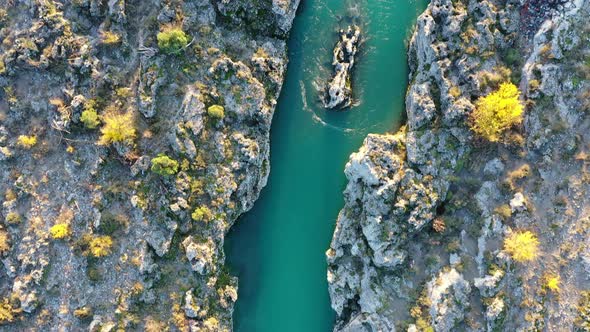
0;0;298;330
327;0;590;330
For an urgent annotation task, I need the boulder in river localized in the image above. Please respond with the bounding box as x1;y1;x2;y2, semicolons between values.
325;25;361;109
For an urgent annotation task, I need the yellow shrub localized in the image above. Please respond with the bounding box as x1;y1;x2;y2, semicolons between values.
470;82;524;142
98;112;136;145
89;235;113;257
17;135;37;149
544;275;560;292
504;231;539;262
50;223;71;239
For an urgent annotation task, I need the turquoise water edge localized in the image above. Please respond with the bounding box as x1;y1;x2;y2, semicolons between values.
225;0;428;331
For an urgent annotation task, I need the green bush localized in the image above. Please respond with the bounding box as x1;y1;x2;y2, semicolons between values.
157;27;189;54
151;155;179;176
81;100;100;129
191;206;213;222
207;105;225;120
503;48;521;68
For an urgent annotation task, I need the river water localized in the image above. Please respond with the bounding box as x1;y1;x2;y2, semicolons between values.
225;0;428;330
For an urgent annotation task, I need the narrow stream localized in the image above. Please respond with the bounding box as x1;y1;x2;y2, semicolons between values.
225;0;428;330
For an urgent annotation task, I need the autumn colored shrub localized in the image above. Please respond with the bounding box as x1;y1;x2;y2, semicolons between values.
98;112;136;145
432;217;446;233
0;230;9;255
576;291;590;330
73;306;92;319
100;31;121;45
493;204;512;220
503;230;539;262
470;82;524;142
0;298;19;323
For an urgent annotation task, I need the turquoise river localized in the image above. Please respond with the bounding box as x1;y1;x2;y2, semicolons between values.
225;0;428;330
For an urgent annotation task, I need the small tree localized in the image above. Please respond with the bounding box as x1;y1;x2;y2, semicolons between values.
157;27;189;55
470;82;524;142
151;155;179;176
504;230;539;262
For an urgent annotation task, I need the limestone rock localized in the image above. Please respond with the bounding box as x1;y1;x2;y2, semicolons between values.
325;25;361;109
510;192;526;212
328;0;590;330
0;0;299;329
427;269;471;331
182;237;216;275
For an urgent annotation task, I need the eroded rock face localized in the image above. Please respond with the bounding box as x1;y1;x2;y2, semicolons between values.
328;0;590;331
0;0;298;330
425;268;471;332
215;0;300;37
325;25;361;109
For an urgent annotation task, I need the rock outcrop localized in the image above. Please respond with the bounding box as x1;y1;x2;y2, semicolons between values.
0;0;299;330
325;25;361;109
328;0;590;331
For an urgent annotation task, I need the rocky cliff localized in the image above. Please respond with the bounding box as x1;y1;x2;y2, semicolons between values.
327;0;590;330
0;0;298;330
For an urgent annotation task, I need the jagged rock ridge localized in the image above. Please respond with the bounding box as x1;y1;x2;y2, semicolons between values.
0;0;299;330
327;0;590;331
